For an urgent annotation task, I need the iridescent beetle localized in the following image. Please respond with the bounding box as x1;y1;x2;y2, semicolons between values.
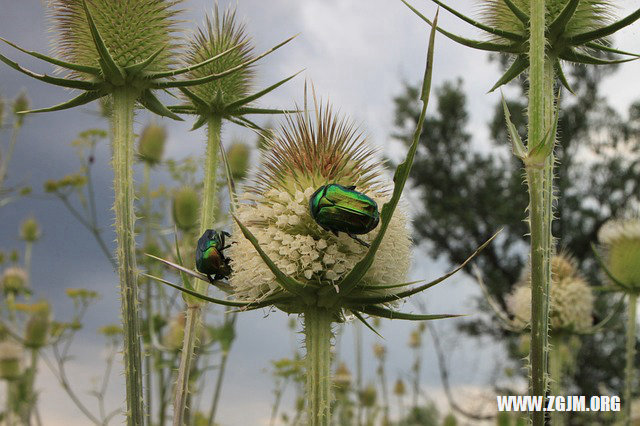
309;183;380;247
195;229;232;282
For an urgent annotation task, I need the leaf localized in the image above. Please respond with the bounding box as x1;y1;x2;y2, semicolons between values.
0;36;100;75
153;34;298;89
178;87;210;111
426;0;523;41
191;115;208;131
225;70;304;111
0;52;99;90
528;99;560;162
502;0;529;25
401;1;520;53
352;311;383;338
17;91;104;114
81;0;125;84
489;55;528;92
124;45;166;75
501;92;527;160
560;49;638;65
138;90;183;121
360;305;461;321
585;42;640;58
554;60;575;94
144;253;233;293
568;8;640;45
147;42;246;79
329;8;439;303
355;280;422;290
345;231;500;305
173;230;194;292
233;215;314;302
233;107;300;115
548;0;580;38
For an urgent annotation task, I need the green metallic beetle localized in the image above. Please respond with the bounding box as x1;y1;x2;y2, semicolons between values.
309;183;380;247
195;229;232;282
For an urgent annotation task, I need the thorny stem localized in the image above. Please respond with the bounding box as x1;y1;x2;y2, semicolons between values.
111;87;144;426
173;115;222;426
304;307;333;426
142;163;153;424
526;2;554;425
549;334;565;426
625;293;638;425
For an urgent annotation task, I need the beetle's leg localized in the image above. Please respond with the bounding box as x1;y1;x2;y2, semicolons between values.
222;245;231;250
222;231;231;237
348;234;370;248
207;274;215;284
331;230;339;237
346;185;356;190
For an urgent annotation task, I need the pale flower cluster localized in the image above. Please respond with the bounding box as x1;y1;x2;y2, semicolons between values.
229;186;411;302
598;218;640;288
507;255;594;333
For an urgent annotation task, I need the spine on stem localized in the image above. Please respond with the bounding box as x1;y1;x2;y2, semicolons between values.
111;87;144;426
173;116;222;426
304;308;333;426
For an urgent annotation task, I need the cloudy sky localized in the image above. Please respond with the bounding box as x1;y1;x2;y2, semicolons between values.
1;1;639;425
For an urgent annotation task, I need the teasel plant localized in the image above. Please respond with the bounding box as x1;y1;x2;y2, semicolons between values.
0;0;277;423
146;13;497;425
476;252;624;425
594;217;640;424
402;1;640;423
163;5;298;425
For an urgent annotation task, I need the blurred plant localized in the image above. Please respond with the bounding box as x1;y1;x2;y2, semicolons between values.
597;217;640;423
0;91;31;208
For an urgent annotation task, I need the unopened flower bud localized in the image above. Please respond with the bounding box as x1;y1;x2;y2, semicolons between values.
138;124;167;166
0;340;23;381
12;91;29;126
172;186;200;232
227;142;250;180
408;329;421;349
333;362;352;389
359;384;377;407
393;379;406;396
24;301;51;348
20;216;41;242
373;343;386;361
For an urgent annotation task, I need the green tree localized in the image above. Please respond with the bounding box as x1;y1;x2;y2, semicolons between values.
392;63;640;400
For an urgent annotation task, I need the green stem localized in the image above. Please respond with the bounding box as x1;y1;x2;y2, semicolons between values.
111;87;144;426
625;293;637;425
142;163;153;424
549;334;564;426
526;2;554;426
304;307;333;426
173;115;222;426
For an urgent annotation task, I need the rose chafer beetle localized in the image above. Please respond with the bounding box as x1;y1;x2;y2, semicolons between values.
195;229;232;283
309;183;380;247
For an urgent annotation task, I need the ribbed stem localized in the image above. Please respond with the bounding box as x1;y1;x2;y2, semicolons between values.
304;308;333;426
173;115;222;426
526;2;553;426
625;293;638;425
549;334;565;426
111;87;144;426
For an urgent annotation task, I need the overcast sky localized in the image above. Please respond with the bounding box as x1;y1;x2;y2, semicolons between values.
1;1;639;425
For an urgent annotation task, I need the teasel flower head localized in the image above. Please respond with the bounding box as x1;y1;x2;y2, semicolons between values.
227;142;251;181
507;253;594;333
402;0;640;92
20;216;41;243
333;362;352;390
21;300;52;348
172;3;299;130
598;217;640;290
137;123;167;166
0;0;257;119
1;266;29;296
172;186;200;232
228;102;412;312
162;313;186;351
0;340;23;381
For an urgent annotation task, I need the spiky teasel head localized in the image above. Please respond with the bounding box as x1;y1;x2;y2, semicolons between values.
183;4;254;112
507;253;594;333
479;0;614;41
403;0;640;92
228;102;411;309
598;217;640;290
48;0;183;78
1;266;29;296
